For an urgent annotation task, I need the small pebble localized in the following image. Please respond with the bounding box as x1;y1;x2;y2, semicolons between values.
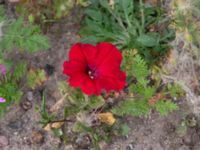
178;145;190;150
0;135;9;148
31;130;44;144
182;135;192;145
65;144;74;150
191;133;200;145
8;120;23;130
99;141;107;150
126;144;134;150
27;91;33;101
21;100;32;111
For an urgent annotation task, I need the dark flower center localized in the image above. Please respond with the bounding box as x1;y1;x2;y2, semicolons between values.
86;65;98;80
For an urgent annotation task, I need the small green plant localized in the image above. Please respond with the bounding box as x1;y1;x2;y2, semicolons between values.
112;52;178;117
39;92;55;126
0;13;50;53
176;114;199;137
0;62;26;116
80;0;175;64
0;5;50;116
27;68;47;89
40;82;133;149
15;0;90;25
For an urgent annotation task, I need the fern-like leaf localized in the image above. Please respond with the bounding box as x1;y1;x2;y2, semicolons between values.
0;17;50;52
12;62;27;81
111;99;150;117
154;100;178;116
132;55;149;79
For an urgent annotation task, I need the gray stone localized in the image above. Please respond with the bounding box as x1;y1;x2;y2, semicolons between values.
27;91;34;101
0;135;9;148
126;144;134;150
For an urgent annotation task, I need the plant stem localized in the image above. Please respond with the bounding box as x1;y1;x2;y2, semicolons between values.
51;119;74;123
140;0;145;34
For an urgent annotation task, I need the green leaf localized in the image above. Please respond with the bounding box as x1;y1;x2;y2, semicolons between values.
132;55;149;79
52;128;63;137
85;9;102;21
12;62;27;81
136;33;159;47
144;86;156;99
155;100;178;116
24;34;50;52
112;99;150;117
167;83;185;97
0;17;50;53
80;35;98;44
119;124;130;136
39;92;55;126
64;105;80;117
88;96;105;109
99;0;110;10
80;0;174;64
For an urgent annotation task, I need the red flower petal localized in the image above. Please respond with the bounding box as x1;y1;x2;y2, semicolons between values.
96;42;122;68
98;71;126;92
81;44;98;65
63;60;86;76
69;43;86;63
80;78;96;95
69;74;101;95
63;42;126;96
69;73;89;87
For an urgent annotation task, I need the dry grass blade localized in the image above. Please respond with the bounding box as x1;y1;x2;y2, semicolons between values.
50;93;68;113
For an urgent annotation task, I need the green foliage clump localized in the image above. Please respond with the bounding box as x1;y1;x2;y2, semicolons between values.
0;5;50;117
154;100;178;116
112;99;150;116
27;69;47;89
0;62;27;116
39;93;55;126
0;17;49;53
15;0;90;25
80;0;175;63
112;54;178;117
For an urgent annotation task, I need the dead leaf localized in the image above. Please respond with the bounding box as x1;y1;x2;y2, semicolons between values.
31;130;44;144
43;121;64;131
167;49;176;64
51;121;64;129
50;93;68;112
97;112;116;125
148;93;163;106
44;124;51;131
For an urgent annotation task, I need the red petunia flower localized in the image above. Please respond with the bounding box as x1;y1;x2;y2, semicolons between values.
63;42;126;96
